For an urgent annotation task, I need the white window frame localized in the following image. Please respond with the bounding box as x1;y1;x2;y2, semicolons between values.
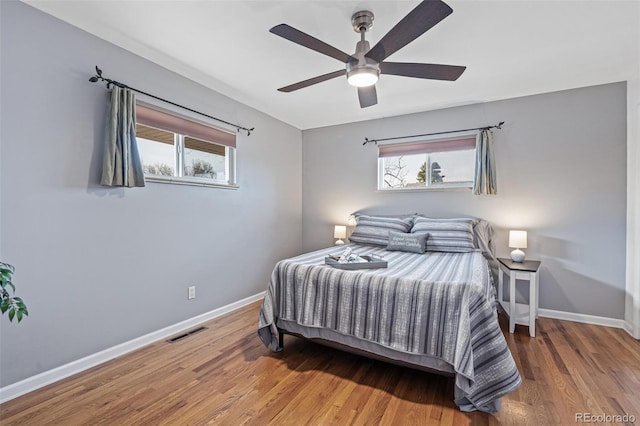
136;102;238;190
377;131;477;192
143;135;238;190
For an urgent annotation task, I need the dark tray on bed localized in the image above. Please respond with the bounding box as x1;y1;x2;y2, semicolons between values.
324;255;388;270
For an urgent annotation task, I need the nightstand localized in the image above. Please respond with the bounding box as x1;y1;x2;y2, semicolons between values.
497;257;541;337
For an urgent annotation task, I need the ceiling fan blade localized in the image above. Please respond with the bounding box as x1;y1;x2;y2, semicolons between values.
358;86;378;108
277;70;346;93
270;24;353;63
366;0;453;63
380;62;466;81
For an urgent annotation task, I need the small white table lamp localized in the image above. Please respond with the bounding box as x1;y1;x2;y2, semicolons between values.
509;230;527;262
334;225;347;245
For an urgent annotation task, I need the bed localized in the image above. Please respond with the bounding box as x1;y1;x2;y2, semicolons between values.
258;216;521;412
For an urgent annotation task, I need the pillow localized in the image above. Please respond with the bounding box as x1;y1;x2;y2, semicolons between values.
415;215;496;259
349;215;413;246
473;220;496;260
411;217;475;253
386;231;428;253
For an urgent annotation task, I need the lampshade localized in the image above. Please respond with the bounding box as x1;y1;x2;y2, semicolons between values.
509;230;527;249
333;225;347;246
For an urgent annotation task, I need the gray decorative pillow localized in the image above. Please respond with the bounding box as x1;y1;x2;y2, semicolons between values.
386;231;428;253
411;217;475;253
349;215;413;246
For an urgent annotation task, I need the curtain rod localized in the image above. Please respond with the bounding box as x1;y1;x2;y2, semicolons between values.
363;121;505;146
89;66;255;136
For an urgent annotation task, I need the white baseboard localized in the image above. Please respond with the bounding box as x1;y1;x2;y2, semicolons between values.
0;291;265;404
623;321;640;339
538;308;627;330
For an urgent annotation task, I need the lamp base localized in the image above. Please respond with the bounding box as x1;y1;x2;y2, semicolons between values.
510;249;525;262
335;239;345;245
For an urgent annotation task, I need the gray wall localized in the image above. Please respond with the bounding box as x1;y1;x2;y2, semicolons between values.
0;1;302;387
302;83;627;320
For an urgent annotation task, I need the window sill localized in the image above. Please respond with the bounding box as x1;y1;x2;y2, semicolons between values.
377;184;472;193
145;174;239;190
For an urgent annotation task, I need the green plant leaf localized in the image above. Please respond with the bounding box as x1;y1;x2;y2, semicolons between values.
0;262;27;322
0;263;15;273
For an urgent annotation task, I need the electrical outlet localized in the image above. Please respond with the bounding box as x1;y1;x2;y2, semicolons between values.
188;286;196;300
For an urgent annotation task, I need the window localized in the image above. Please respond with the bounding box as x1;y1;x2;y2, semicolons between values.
135;104;237;188
377;134;476;190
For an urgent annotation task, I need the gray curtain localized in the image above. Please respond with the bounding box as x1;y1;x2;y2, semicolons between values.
473;129;497;195
100;86;145;187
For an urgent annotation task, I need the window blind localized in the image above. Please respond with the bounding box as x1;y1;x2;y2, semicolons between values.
136;124;174;145
378;136;476;158
136;125;226;157
136;104;236;148
184;136;226;156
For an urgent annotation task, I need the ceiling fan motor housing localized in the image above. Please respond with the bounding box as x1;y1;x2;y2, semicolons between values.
347;40;380;68
347;40;379;80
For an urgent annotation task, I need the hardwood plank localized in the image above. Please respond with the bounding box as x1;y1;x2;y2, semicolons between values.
1;301;639;425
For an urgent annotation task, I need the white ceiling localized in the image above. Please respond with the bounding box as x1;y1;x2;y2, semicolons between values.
25;0;639;130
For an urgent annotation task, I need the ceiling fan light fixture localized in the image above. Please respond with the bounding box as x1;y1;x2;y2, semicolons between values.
347;68;379;87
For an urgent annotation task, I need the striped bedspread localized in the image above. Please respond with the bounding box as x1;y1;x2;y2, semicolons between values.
258;244;521;412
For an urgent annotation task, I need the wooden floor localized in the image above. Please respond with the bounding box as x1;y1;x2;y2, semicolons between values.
1;301;639;426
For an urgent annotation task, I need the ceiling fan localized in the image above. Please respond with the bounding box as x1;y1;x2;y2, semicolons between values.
270;0;466;109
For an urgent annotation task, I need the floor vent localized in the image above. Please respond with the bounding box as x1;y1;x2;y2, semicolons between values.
167;326;208;343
